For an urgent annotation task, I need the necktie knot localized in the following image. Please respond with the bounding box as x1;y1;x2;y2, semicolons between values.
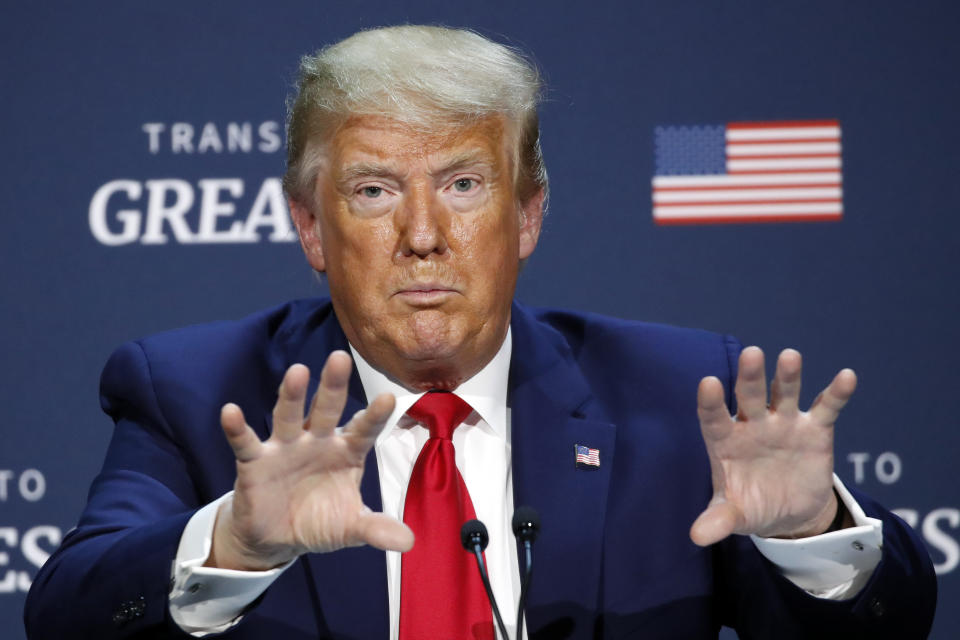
406;391;473;440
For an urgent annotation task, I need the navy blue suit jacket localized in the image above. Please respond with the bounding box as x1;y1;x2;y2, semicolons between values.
25;299;936;639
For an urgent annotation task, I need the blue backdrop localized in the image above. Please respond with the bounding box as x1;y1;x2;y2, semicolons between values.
2;1;957;637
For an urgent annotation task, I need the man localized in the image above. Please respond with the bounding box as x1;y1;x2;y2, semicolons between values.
25;25;935;639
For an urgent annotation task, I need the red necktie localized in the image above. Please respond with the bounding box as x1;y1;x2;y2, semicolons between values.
398;391;495;640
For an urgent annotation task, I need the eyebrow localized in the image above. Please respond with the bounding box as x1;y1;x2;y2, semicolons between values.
432;149;497;175
337;161;403;183
337;149;496;185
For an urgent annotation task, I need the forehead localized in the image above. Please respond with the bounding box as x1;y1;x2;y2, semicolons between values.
324;114;513;170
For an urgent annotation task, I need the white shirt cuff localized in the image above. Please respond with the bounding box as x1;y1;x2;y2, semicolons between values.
168;492;294;635
751;474;883;600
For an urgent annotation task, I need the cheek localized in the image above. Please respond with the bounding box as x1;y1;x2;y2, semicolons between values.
454;214;520;298
328;213;393;262
368;221;400;252
458;191;520;254
323;217;396;304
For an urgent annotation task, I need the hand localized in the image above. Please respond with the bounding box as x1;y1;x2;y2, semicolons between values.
207;351;414;571
689;347;857;546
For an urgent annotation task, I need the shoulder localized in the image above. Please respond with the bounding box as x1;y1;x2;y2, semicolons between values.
130;298;333;363
99;298;335;421
513;303;742;411
522;303;740;371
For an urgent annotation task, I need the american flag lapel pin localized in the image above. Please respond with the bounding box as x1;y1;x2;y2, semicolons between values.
575;444;600;470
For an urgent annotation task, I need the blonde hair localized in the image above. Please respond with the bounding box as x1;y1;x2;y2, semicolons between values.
283;25;547;207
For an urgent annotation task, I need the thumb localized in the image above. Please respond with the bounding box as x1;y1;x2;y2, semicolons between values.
690;499;744;547
354;511;415;552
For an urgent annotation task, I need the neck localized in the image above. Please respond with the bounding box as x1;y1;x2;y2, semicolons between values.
365;347;494;393
348;327;512;395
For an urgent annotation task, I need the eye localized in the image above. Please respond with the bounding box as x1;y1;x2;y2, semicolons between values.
452;178;475;193
361;186;382;198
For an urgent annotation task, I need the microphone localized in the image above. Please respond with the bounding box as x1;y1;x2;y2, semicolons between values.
512;506;540;544
461;519;509;640
512;506;540;640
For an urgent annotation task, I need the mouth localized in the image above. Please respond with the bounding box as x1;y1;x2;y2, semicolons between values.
393;282;459;306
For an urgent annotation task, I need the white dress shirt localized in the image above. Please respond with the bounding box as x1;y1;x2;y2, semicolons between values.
169;328;883;637
355;329;518;639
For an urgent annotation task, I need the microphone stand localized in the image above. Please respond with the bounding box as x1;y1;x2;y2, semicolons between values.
512;506;540;640
516;538;533;640
462;520;510;640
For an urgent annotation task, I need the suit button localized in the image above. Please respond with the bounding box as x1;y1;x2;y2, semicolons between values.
869;597;885;617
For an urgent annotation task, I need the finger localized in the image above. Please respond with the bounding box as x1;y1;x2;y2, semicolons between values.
342;392;397;456
809;368;857;426
272;364;310;441
307;350;353;436
734;346;768;421
221;403;263;462
690;500;744;547
353;511;415;552
769;348;802;416
697;376;733;440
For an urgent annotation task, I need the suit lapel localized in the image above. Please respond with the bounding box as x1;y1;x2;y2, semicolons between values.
509;304;616;639
264;303;390;638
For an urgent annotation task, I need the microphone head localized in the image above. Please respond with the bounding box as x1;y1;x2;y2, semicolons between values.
460;519;489;551
512;506;541;543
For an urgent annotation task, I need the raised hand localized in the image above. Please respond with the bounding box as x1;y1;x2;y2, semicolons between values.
207;350;414;571
690;347;857;547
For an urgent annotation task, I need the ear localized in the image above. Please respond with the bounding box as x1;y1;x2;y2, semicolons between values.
517;187;545;260
289;198;326;272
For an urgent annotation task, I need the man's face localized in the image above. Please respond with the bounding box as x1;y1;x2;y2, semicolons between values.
290;115;543;390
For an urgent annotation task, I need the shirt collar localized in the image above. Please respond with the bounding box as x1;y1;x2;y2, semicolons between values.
350;328;512;444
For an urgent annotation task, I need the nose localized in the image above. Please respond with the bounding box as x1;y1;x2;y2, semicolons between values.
397;183;448;258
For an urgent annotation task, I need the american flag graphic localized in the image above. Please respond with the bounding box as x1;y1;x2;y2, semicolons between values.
652;120;843;225
575;444;600;468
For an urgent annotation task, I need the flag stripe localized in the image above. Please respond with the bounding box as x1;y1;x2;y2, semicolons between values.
727;154;841;162
653;172;841;188
728;157;842;171
726;127;840;141
729;137;839;145
654;188;842;203
727;167;843;174
725;127;840;143
728;154;840;162
726;142;841;156
656;199;841;208
654;182;841;192
727;119;839;129
655;213;842;225
653;202;842;216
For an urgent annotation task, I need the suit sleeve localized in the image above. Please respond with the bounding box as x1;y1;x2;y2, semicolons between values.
24;341;202;639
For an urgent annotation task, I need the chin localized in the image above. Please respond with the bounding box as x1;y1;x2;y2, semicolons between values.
401;312;468;358
389;342;466;391
398;338;463;366
394;330;474;390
